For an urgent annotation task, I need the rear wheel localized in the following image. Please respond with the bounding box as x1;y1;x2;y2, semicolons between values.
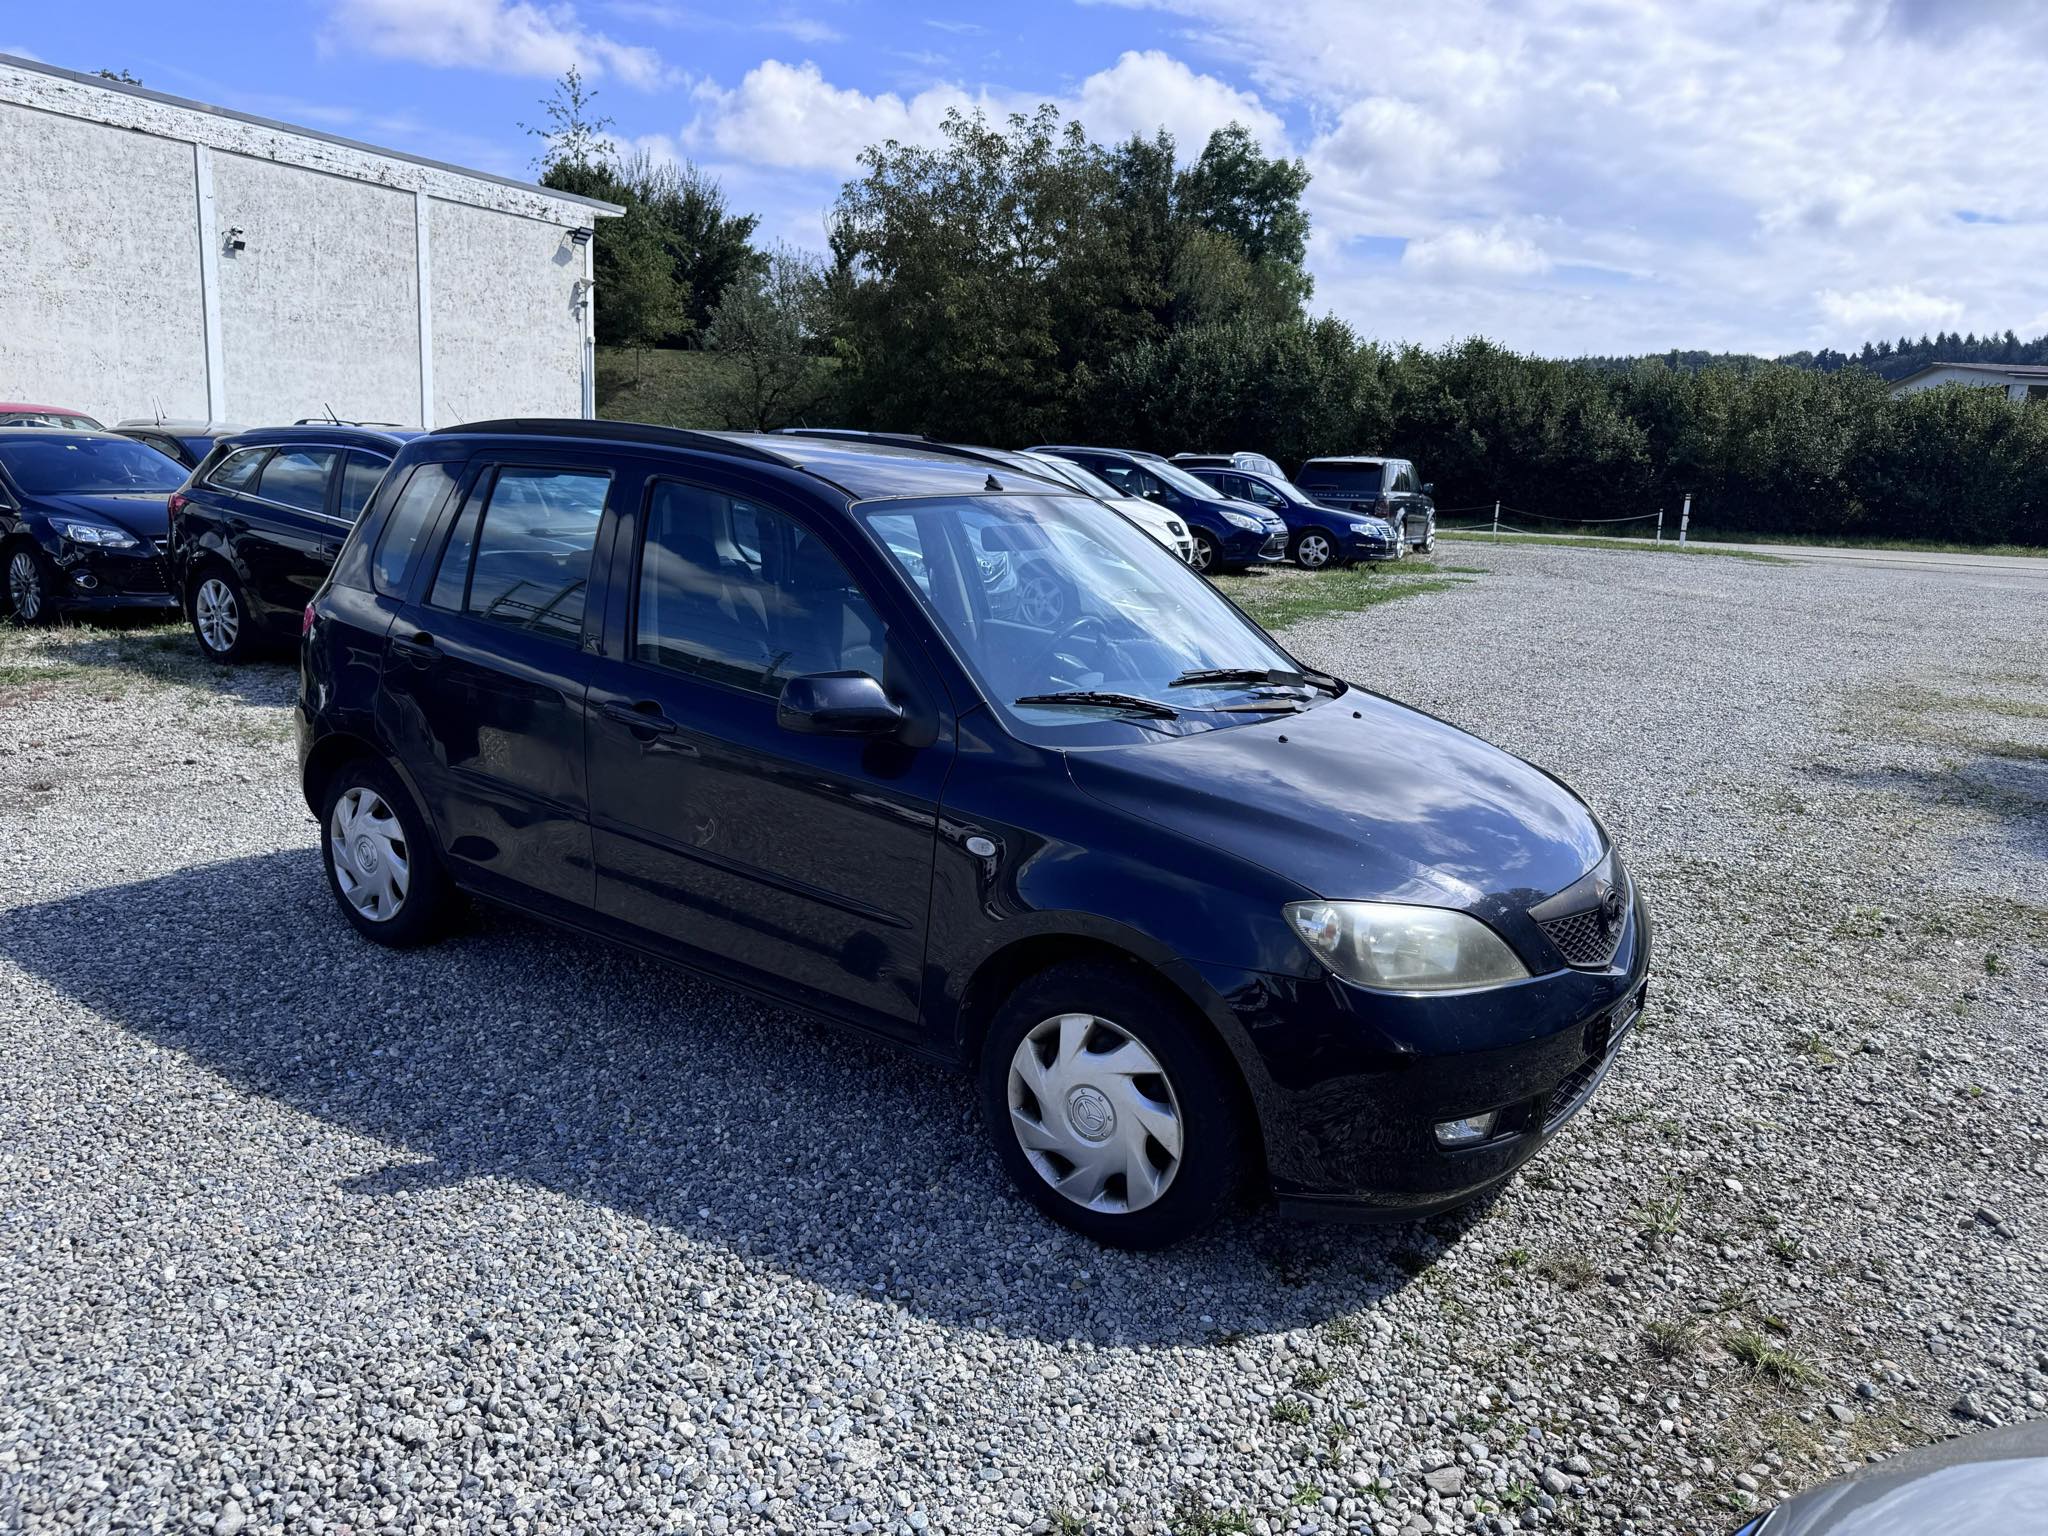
980;961;1247;1248
1294;529;1337;569
187;563;258;663
1190;532;1220;574
318;757;458;948
4;544;57;625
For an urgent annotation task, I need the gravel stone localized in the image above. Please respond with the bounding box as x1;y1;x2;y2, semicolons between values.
1;544;2045;1534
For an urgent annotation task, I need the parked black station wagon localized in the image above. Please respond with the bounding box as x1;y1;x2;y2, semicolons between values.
298;420;1650;1247
169;424;420;661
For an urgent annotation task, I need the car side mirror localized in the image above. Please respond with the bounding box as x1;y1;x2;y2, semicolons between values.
777;671;906;737
1423;483;1435;496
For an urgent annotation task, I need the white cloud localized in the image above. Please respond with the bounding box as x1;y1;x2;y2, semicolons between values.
1818;284;1965;333
1402;225;1551;280
326;0;664;88
1070;49;1284;152
765;16;842;45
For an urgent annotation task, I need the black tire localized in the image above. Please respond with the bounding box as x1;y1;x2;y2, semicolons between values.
1293;528;1339;570
979;960;1249;1249
186;560;261;663
4;541;59;625
1190;531;1220;574
317;756;458;948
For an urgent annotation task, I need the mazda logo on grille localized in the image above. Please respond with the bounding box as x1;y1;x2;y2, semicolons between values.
1596;878;1625;931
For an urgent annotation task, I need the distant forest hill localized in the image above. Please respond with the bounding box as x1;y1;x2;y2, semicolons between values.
1579;329;2048;382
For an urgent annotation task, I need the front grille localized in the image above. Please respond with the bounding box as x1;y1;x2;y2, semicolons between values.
1543;991;1641;1132
1261;531;1288;558
1541;905;1623;967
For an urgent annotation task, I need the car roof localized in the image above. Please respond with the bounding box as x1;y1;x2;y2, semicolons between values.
0;402;92;414
1301;455;1403;467
429;418;1065;502
223;425;426;451
0;426;132;442
114;419;244;435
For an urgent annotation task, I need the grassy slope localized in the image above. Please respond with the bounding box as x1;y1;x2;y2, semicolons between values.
595;347;735;429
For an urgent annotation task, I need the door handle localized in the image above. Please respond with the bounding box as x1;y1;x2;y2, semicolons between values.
602;699;679;735
390;629;437;662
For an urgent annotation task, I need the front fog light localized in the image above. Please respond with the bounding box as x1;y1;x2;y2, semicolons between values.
1434;1112;1500;1147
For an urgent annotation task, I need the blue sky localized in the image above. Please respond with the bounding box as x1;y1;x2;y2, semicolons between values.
9;1;2047;358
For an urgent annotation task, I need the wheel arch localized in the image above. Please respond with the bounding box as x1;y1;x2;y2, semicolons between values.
299;729;432;831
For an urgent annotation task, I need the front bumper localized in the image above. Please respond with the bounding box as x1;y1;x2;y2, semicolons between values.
50;540;177;612
1345;531;1402;563
1212;522;1282;567
1198;892;1652;1217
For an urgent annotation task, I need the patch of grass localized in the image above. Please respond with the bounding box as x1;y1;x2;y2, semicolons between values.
1439;530;1792;563
1536;1253;1600;1291
1270;1398;1312;1426
1728;1329;1821;1387
1498;1247;1532;1271
1292;1365;1333;1391
1791;1030;1840;1065
1050;1513;1087;1536
1210;565;1468;631
1636;1192;1686;1239
1768;1232;1802;1264
1322;1317;1363;1348
1168;1495;1251;1536
1985;952;2004;976
1644;1319;1698;1361
1291;1483;1321;1508
1695;530;2048;558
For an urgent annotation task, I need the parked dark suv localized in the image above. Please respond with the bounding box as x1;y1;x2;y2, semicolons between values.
1031;446;1287;572
299;420;1650;1248
1297;456;1437;554
169;425;420;661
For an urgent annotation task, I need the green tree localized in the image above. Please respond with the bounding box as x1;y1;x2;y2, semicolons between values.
523;67;613;178
702;245;834;430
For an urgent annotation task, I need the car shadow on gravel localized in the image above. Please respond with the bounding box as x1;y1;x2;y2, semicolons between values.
1;850;1474;1347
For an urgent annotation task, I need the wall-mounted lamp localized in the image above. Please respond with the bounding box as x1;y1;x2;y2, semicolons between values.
568;226;593;246
224;226;247;253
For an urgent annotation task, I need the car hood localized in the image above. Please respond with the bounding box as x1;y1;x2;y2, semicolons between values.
35;492;171;538
1109;497;1182;530
1750;1422;2048;1534
1066;688;1603;909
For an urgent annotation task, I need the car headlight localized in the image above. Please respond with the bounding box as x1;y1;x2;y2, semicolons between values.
1223;511;1265;531
1284;901;1530;991
52;519;139;548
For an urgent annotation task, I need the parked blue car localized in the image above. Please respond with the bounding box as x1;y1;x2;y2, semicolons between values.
299;421;1649;1249
168;424;421;661
1030;445;1286;572
1185;464;1402;567
0;428;186;623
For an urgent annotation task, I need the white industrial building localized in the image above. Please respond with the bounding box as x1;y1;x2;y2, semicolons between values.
1889;362;2048;403
0;55;619;430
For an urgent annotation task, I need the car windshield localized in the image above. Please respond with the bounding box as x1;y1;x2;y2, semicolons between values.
1021;452;1124;502
1301;463;1384;497
0;435;185;494
1138;457;1234;502
0;412;102;431
862;494;1323;742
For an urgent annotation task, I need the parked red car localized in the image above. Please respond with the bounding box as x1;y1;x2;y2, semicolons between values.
0;402;104;431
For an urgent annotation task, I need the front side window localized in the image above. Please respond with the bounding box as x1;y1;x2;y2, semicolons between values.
861;494;1310;742
209;447;268;491
256;448;338;514
635;480;886;696
430;465;607;641
340;451;390;521
0;436;187;495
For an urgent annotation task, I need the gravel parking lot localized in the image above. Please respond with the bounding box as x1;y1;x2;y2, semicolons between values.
2;544;2043;1536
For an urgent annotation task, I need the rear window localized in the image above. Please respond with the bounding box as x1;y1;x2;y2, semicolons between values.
1300;463;1384;498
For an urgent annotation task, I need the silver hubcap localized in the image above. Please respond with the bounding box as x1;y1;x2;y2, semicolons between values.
1192;538;1214;572
195;577;239;652
329;787;410;922
1298;535;1332;568
8;552;42;620
1006;1013;1184;1214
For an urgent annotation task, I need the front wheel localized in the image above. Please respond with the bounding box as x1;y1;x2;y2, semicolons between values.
4;544;58;625
319;758;458;948
1190;532;1219;573
1294;530;1337;570
980;961;1247;1248
188;564;258;663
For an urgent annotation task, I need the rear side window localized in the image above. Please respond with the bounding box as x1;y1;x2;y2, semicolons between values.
635;480;886;696
430;465;607;642
257;448;338;514
208;446;269;492
340;452;390;521
371;461;458;597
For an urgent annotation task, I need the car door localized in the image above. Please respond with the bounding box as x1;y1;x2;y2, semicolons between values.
237;445;347;626
379;453;616;916
584;472;953;1039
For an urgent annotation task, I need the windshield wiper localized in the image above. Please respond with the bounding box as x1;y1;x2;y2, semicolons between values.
1169;664;1345;698
1212;696;1309;713
1014;690;1180;720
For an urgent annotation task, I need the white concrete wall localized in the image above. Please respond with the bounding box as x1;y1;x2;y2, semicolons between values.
429;198;587;425
0;57;606;429
0;105;210;421
1892;366;2031;402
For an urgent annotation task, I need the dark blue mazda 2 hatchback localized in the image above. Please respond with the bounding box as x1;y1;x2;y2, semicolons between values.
298;421;1650;1248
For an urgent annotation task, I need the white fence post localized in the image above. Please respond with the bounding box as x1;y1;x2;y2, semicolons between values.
1679;493;1691;545
1492;500;1500;543
1655;508;1663;543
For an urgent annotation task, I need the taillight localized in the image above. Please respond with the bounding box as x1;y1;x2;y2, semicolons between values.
166;491;188;518
302;604;316;637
